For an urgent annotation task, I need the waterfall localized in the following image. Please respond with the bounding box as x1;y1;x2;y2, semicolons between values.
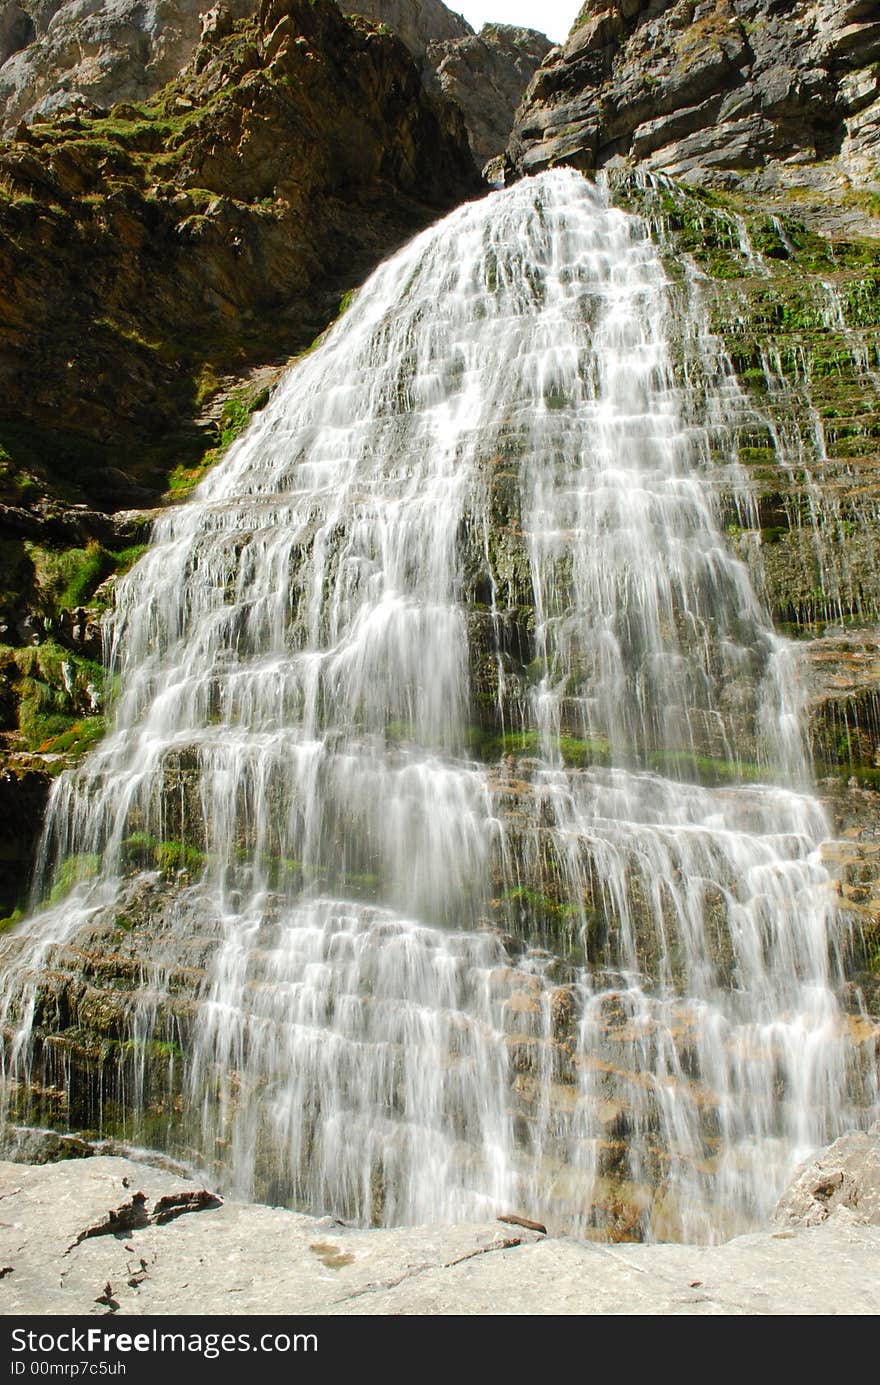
1;168;876;1241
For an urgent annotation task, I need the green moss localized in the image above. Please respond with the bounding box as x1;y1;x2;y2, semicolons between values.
117;1036;183;1061
48;853;102;903
120;834;205;877
38;717;107;756
215;387;268;449
166;383;270;499
467;727;612;767
155;841;206;876
111;544;149;578
645;750;763;786
25;539;113;611
3;642;105;750
166;452;219;498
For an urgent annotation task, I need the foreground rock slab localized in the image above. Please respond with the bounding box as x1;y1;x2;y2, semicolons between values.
1;1157;879;1316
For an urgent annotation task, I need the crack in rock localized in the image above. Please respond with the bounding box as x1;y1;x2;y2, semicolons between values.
335;1234;525;1304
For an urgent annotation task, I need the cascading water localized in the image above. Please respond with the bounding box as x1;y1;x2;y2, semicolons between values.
1;168;876;1241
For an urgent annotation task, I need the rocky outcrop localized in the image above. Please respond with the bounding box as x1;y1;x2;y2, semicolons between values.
336;8;554;167
773;1127;880;1227
0;1;552;166
0;0;476;500
344;0;471;58
0;1;471;134
1;1151;879;1313
506;1;880;196
425;24;554;168
0;0;477;911
0;0;260;131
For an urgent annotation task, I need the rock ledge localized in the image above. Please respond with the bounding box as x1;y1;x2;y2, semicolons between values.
1;1146;879;1315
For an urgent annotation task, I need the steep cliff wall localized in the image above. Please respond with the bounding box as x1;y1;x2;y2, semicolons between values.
507;1;880;206
425;23;553;167
344;0;472;56
0;0;260;130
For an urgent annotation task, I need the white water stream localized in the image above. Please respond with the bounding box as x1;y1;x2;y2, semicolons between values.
1;169;875;1240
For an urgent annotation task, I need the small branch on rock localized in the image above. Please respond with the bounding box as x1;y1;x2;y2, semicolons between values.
443;1236;522;1268
0;1266;13;1279
497;1213;547;1234
126;1258;149;1290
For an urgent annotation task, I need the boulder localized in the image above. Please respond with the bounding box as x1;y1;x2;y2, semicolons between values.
773;1127;880;1228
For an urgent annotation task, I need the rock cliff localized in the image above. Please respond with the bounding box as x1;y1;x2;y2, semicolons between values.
0;1;551;165
344;0;472;57
507;0;880;201
0;0;260;130
425;23;553;168
0;0;878;1244
0;0;477;911
346;7;554;167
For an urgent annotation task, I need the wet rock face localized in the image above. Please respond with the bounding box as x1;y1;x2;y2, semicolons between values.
0;764;49;911
507;0;880;192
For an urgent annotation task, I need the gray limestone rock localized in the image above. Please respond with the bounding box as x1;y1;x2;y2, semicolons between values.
424;24;554;168
344;0;471;58
0;0;259;131
1;1147;879;1315
507;0;880;194
0;0;548;166
773;1127;880;1228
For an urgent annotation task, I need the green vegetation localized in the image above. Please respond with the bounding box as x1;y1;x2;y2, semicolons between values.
166;383;270;498
0;641;105;750
645;749;763;785
502;884;581;928
116;1036;183;1062
121;834;206;877
0;907;24;934
467;727;612;767
48;853;102;903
